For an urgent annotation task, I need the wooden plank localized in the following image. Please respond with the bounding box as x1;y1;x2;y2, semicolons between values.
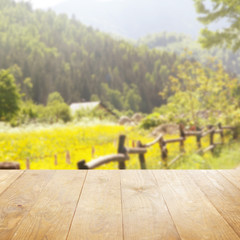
0;171;54;240
121;170;180;240
153;170;240;240
190;170;240;238
219;170;240;190
0;170;24;195
67;170;123;240
11;170;87;240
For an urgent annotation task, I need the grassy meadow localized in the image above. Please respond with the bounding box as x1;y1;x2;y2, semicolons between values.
0;122;239;170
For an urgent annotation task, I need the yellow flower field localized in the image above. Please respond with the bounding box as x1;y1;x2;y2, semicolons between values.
0;123;239;170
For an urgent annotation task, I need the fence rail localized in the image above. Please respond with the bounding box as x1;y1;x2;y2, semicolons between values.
77;123;238;170
1;123;238;170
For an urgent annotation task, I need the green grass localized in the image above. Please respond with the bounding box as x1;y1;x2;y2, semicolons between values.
168;139;240;170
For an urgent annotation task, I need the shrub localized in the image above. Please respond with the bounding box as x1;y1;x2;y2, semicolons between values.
140;113;166;129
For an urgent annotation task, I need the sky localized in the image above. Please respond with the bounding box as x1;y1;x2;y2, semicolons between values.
17;0;123;9
17;0;66;9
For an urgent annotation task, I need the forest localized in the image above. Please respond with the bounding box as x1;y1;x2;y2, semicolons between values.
0;0;239;127
138;32;240;77
0;0;181;115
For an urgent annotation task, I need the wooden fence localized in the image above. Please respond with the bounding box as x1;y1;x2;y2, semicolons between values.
78;124;238;170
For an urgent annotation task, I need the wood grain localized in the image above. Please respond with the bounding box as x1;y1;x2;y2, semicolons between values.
11;170;87;240
121;170;180;240
0;170;239;240
219;169;240;190
0;171;54;240
67;170;123;240
153;170;240;240
0;170;23;195
190;170;240;238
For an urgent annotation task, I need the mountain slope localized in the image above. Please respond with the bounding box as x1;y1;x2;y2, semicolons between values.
139;32;240;76
0;0;181;113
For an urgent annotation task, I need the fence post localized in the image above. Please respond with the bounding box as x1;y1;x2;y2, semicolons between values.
54;154;58;166
196;126;202;149
118;135;127;169
208;125;215;153
179;124;185;153
159;138;168;169
91;146;95;158
233;127;238;140
26;158;30;170
77;160;89;169
66;150;71;164
137;141;146;169
218;123;224;144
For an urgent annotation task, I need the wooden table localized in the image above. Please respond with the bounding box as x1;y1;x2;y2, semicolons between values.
0;170;239;240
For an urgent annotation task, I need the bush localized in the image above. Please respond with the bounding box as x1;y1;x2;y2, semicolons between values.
140;113;166;129
17;101;38;123
75;108;115;121
46;92;72;123
0;69;21;121
47;103;72;123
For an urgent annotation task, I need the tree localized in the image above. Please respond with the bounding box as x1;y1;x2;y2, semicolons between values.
47;91;64;105
160;54;238;125
194;0;240;51
0;69;21;121
47;91;71;123
123;84;141;112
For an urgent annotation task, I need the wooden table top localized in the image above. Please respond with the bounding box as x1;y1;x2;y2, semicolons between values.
0;170;239;240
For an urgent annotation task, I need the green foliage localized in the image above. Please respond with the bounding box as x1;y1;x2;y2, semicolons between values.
174;141;240;170
222;108;240;129
194;0;240;51
22;77;33;100
47;103;71;123
0;0;179;113
159;54;239;125
47;91;64;105
1;0;239;121
139;32;190;49
90;94;100;101
0;69;21;121
17;101;38;123
140;112;166;129
123;84;141;112
46;92;71;123
120;109;134;118
75;107;114;121
139;32;240;78
101;83;123;110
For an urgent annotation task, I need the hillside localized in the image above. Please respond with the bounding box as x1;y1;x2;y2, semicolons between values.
0;0;182;113
138;32;240;76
